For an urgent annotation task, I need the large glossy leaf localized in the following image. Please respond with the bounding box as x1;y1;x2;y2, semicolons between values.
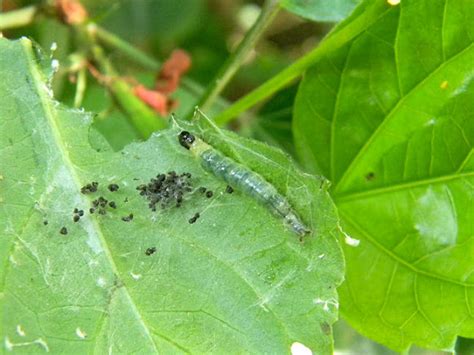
293;0;474;351
280;0;362;23
0;38;344;353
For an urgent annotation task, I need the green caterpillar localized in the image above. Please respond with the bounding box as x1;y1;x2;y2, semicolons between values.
178;131;311;237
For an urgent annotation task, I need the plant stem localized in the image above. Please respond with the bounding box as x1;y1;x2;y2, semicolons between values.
0;5;37;30
197;0;280;112
213;1;389;125
88;23;229;116
74;66;87;108
88;23;160;71
88;43;167;138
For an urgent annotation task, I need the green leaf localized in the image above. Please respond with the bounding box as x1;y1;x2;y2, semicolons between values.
293;0;474;351
0;38;344;353
280;0;361;22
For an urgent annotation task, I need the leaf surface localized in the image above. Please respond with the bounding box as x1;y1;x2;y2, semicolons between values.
280;0;361;22
294;0;474;351
0;38;344;354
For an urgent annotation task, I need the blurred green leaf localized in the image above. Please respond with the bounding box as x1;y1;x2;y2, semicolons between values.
242;84;298;156
294;0;474;351
0;38;344;353
280;0;362;22
88;0;204;46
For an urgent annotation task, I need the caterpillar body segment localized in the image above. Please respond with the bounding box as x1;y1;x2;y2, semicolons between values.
178;131;311;237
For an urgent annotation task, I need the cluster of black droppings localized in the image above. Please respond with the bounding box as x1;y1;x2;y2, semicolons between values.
188;212;200;224
225;185;234;194
90;196;110;215
59;227;68;235
197;186;214;198
145;247;156;256
121;213;134;222
108;183;119;192
137;171;193;211
80;182;98;194
73;208;84;222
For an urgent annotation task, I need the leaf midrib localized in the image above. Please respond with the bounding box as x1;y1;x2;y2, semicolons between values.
21;39;160;353
334;171;473;202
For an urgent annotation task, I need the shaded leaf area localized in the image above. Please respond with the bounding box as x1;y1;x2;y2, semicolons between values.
280;0;361;23
293;0;474;351
0;38;344;353
241;85;298;156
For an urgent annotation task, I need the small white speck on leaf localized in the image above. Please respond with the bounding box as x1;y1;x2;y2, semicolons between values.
8;255;18;265
339;226;360;247
130;272;142;280
313;298;339;311
387;0;400;5
76;327;87;339
16;325;26;337
291;342;312;355
344;234;360;247
96;277;106;288
4;337;13;351
50;42;57;51
51;59;59;73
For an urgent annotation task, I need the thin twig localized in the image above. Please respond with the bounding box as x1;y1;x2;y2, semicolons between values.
196;0;280;112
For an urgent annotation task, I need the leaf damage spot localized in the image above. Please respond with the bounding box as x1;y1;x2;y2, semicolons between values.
440;80;449;89
413;186;458;246
387;0;400;5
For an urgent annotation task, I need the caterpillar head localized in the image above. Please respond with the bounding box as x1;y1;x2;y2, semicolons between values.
178;131;195;149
